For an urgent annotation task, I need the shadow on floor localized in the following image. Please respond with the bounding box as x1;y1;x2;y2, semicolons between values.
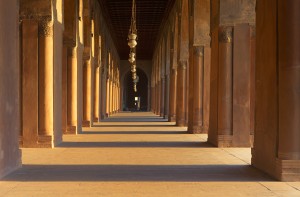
58;141;213;148
3;164;272;182
91;124;176;127
81;131;187;135
100;118;167;122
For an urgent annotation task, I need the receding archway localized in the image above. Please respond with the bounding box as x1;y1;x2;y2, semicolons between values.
123;68;148;111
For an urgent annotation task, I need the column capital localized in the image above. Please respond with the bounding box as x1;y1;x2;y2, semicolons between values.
193;46;204;57
219;26;233;43
67;47;77;58
38;16;53;37
63;37;76;48
178;60;187;70
83;51;91;61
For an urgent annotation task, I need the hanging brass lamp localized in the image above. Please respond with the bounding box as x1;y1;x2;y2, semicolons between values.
128;51;136;64
128;0;137;48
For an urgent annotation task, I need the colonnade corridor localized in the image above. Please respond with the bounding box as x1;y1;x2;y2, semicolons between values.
0;112;299;196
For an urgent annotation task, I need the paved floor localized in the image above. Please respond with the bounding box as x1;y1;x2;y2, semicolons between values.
1;112;300;196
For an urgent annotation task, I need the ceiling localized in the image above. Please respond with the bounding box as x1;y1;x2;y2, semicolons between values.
99;0;175;60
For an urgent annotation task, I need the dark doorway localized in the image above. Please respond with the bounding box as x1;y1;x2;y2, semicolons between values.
123;68;148;111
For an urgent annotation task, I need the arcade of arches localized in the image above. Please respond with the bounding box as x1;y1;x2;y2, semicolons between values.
0;0;300;184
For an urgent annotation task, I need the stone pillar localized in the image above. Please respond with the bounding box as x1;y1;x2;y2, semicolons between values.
160;42;166;117
203;47;211;133
250;26;255;140
277;0;300;162
38;18;54;147
164;75;170;119
151;80;155;112
112;81;115;113
116;83;119;112
169;67;177;122
164;32;171;119
192;46;204;133
82;59;91;127
153;63;157;113
253;0;300;181
176;60;187;126
0;0;21;178
109;77;113;115
176;0;189;127
106;76;110;117
67;47;77;134
160;76;165;117
168;14;178;122
217;26;233;142
62;44;68;134
157;80;161;115
187;0;210;134
93;65;100;122
100;48;107;119
101;66;107;119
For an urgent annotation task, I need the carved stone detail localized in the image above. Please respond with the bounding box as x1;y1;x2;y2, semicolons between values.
20;14;53;37
67;47;77;58
83;52;91;61
194;46;204;57
179;60;187;70
63;37;76;48
38;17;53;37
219;26;233;43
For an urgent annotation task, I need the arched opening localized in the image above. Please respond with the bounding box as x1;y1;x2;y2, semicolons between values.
123;68;148;111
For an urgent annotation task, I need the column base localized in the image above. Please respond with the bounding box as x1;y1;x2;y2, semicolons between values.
20;135;53;148
275;159;300;181
168;115;176;122
37;135;53;148
65;125;77;135
93;117;99;122
188;125;207;134
176;119;187;127
209;133;253;147
82;120;91;127
164;115;168;119
19;136;23;147
208;135;233;147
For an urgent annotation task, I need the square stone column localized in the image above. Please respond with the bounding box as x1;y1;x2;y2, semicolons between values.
253;0;300;181
187;0;211;134
208;0;255;147
0;0;22;178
